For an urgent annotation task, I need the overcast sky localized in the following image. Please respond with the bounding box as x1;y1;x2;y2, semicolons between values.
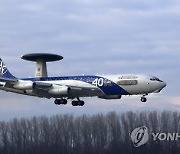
0;0;180;120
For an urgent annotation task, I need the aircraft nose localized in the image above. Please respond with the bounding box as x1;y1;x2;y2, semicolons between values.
158;81;166;92
154;81;166;93
161;81;166;89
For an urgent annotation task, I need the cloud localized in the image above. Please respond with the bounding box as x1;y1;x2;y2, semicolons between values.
170;97;180;107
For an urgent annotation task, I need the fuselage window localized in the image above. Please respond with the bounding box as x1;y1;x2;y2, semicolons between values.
117;80;138;85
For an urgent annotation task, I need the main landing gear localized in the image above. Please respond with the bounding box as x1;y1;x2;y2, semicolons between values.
54;99;67;105
72;100;85;106
54;98;85;106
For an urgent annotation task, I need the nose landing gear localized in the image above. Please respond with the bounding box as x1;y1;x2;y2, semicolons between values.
141;97;147;102
141;94;147;102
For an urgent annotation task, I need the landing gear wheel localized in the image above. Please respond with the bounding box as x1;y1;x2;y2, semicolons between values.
71;100;85;106
54;99;67;105
79;101;85;106
141;97;147;102
54;99;59;105
61;99;67;105
72;101;78;106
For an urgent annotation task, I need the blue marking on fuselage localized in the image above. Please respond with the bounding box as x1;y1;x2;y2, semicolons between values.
22;75;130;95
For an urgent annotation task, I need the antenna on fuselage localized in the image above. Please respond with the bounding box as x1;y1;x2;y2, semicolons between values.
21;53;63;78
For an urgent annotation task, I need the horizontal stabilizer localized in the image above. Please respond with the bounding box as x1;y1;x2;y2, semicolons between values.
0;77;18;82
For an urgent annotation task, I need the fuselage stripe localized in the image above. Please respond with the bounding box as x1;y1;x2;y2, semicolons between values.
22;75;130;95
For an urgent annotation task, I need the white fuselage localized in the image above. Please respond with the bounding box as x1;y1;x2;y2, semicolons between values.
0;74;166;100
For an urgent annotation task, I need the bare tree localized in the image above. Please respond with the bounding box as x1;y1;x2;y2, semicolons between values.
0;121;9;154
0;111;179;154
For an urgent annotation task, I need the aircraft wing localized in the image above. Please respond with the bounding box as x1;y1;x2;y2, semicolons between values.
0;78;52;91
67;86;102;97
33;83;102;98
0;77;102;98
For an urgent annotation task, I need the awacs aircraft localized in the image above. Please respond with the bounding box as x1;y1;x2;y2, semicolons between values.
0;53;166;106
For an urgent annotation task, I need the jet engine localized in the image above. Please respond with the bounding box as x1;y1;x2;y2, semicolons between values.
48;85;70;95
13;80;33;90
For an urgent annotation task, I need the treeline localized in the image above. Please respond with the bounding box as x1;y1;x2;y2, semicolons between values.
0;111;179;154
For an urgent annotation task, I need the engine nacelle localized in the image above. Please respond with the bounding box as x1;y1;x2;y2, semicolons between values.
48;85;69;95
13;81;33;90
0;82;5;87
98;95;121;99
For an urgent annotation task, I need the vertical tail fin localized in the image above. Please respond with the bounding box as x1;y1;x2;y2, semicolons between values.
0;58;17;79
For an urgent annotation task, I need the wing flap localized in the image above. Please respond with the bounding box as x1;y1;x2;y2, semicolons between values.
68;86;102;97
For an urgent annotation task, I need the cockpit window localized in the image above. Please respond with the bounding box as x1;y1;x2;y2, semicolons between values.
150;77;163;82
